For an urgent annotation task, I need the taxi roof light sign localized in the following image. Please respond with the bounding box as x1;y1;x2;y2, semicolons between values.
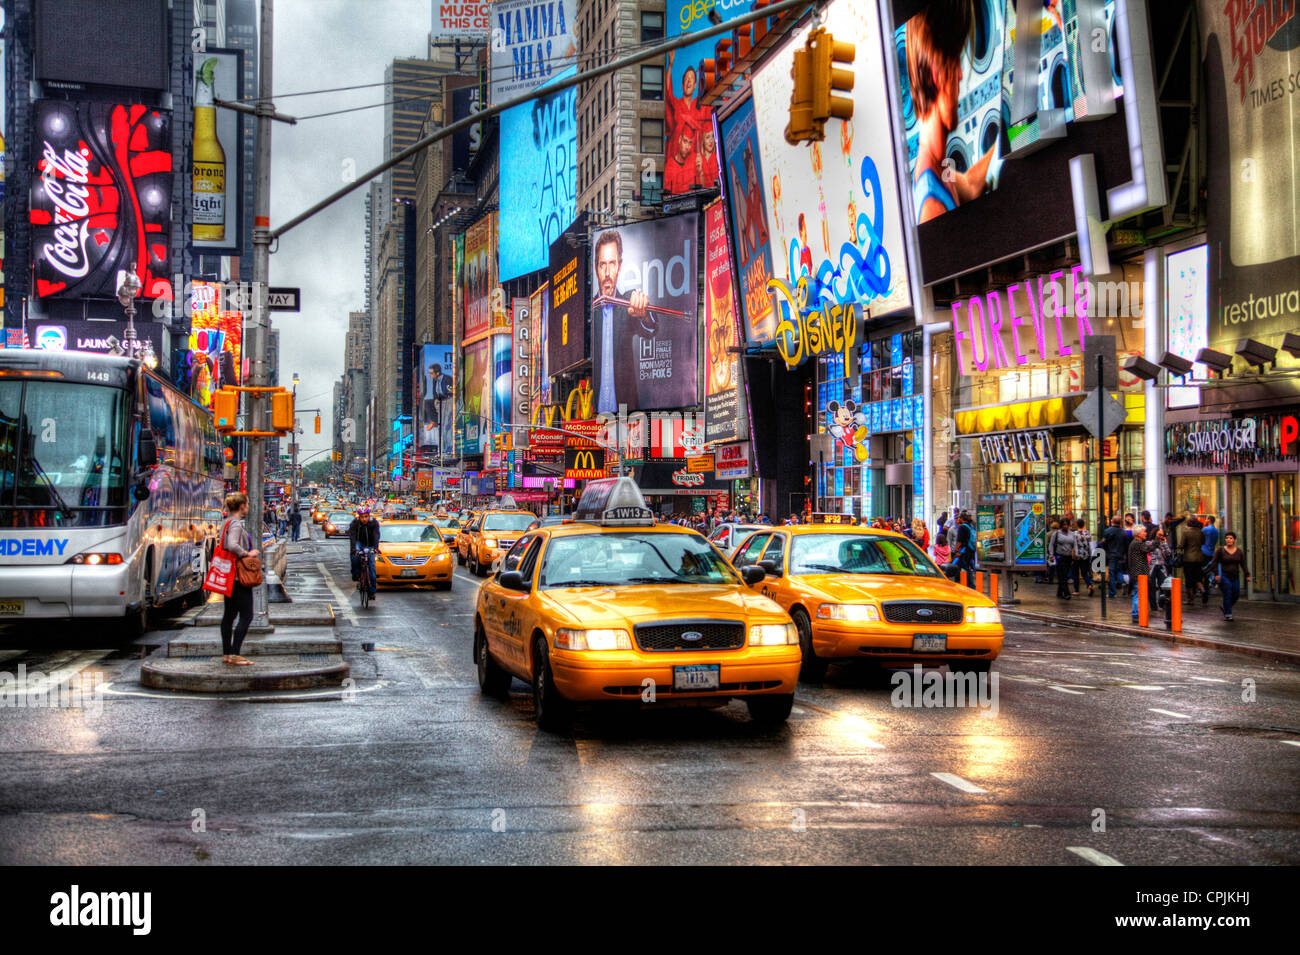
574;477;655;526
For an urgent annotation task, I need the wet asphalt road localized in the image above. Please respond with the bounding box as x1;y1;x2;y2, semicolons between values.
1;523;1298;865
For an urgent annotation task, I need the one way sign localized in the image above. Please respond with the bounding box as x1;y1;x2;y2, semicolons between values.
268;287;301;312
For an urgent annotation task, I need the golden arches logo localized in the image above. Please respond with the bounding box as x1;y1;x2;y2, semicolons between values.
572;450;597;472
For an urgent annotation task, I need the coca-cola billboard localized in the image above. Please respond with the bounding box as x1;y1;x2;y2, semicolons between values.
29;101;173;300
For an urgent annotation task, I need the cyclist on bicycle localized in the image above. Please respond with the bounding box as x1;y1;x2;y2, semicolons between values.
348;506;381;603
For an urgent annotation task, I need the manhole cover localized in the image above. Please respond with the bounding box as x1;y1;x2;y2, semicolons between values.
1207;725;1300;739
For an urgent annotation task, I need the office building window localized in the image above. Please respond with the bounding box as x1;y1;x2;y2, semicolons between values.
641;11;664;42
641;118;663;153
640;65;663;101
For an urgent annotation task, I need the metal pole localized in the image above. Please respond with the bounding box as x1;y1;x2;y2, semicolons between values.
247;0;275;630
1098;351;1106;620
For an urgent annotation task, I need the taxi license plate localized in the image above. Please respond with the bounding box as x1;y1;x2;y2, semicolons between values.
674;664;720;691
400;568;419;578
0;600;22;615
912;634;947;652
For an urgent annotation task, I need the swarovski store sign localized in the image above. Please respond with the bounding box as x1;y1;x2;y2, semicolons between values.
1165;415;1299;468
977;430;1056;465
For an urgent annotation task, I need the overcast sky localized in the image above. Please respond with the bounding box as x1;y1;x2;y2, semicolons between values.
265;0;430;459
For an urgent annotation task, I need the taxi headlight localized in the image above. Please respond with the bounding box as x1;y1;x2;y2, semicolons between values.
434;553;449;562
749;623;798;646
554;628;632;651
965;606;1001;625
483;538;497;548
816;603;880;622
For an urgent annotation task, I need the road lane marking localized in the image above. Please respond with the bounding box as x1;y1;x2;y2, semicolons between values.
1190;676;1229;683
1046;686;1085;694
1120;685;1165;691
930;772;986;794
1281;740;1300;748
1149;708;1191;719
315;560;359;625
19;650;112;688
1066;846;1124;866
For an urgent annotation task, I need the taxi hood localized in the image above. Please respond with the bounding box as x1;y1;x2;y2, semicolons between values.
539;584;784;627
796;574;977;605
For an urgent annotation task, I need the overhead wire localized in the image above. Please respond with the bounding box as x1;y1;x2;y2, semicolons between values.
236;27;707;109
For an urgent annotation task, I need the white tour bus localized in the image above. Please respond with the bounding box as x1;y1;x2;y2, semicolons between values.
0;350;224;633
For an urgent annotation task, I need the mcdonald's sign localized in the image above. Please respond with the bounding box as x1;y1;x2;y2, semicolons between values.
565;447;607;480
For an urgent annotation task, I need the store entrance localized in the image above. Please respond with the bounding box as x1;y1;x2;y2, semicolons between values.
887;484;913;522
1246;476;1276;600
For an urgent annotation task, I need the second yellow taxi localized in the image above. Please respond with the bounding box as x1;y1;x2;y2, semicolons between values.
373;519;453;590
730;517;1004;680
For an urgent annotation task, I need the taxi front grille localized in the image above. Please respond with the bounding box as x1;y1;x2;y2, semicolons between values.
385;555;430;567
633;620;745;651
881;601;963;624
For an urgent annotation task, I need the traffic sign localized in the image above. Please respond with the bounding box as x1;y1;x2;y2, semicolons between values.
1072;387;1126;440
268;287;301;311
1083;334;1118;390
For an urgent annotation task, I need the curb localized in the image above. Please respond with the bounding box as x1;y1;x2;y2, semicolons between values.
140;654;351;692
1004;608;1300;667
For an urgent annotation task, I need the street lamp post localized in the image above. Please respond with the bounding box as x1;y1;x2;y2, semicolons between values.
290;373;300;509
115;263;142;342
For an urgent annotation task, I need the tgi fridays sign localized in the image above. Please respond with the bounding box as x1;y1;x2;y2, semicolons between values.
1166;415;1300;467
977;429;1055;465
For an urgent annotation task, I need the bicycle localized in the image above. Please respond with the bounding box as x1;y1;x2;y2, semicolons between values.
355;546;377;609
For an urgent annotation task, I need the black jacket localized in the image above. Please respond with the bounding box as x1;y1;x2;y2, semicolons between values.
593;302;656;411
1102;524;1129;561
348;517;380;549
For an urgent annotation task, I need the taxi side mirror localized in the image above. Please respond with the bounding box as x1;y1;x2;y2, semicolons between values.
759;559;781;577
499;570;530;592
741;565;765;587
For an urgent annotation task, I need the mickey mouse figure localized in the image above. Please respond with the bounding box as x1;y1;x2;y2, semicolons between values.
827;400;869;462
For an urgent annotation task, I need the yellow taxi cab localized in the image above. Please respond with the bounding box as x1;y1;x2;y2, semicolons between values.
474;478;801;730
311;501;329;524
427;512;461;547
455;511;481;566
373;520;453;590
730;515;1003;680
463;502;538;576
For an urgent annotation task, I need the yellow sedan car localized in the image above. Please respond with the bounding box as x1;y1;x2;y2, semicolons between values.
373;520;453;590
730;520;1004;680
474;478;801;730
464;509;538;576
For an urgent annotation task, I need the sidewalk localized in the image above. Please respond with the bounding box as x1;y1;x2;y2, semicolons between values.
1000;575;1300;666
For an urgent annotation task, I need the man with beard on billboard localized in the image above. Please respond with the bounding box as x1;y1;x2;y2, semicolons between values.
420;360;453;451
592;229;655;413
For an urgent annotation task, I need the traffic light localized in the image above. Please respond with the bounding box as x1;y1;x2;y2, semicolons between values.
213;389;238;432
810;28;855;133
314;414;321;435
785;46;815;144
271;390;294;432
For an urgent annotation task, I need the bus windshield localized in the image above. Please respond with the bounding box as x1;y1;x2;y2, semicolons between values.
0;380;128;527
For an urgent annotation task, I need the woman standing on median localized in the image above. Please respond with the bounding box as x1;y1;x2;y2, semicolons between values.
220;491;259;667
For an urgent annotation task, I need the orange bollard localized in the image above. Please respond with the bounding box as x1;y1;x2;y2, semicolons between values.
960;570;968;587
1170;577;1182;632
1138;575;1149;626
975;571;983;593
990;573;999;604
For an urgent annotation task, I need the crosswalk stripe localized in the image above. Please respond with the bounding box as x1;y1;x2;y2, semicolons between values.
1067;846;1124;866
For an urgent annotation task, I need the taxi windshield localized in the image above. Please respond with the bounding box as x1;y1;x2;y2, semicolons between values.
483;513;536;532
381;524;442;543
328;511;351;522
432;517;460;529
790;533;943;577
539;532;742;589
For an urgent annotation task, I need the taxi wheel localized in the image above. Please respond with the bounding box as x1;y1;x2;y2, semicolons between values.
476;625;510;697
792;608;827;682
532;638;572;732
746;693;794;726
